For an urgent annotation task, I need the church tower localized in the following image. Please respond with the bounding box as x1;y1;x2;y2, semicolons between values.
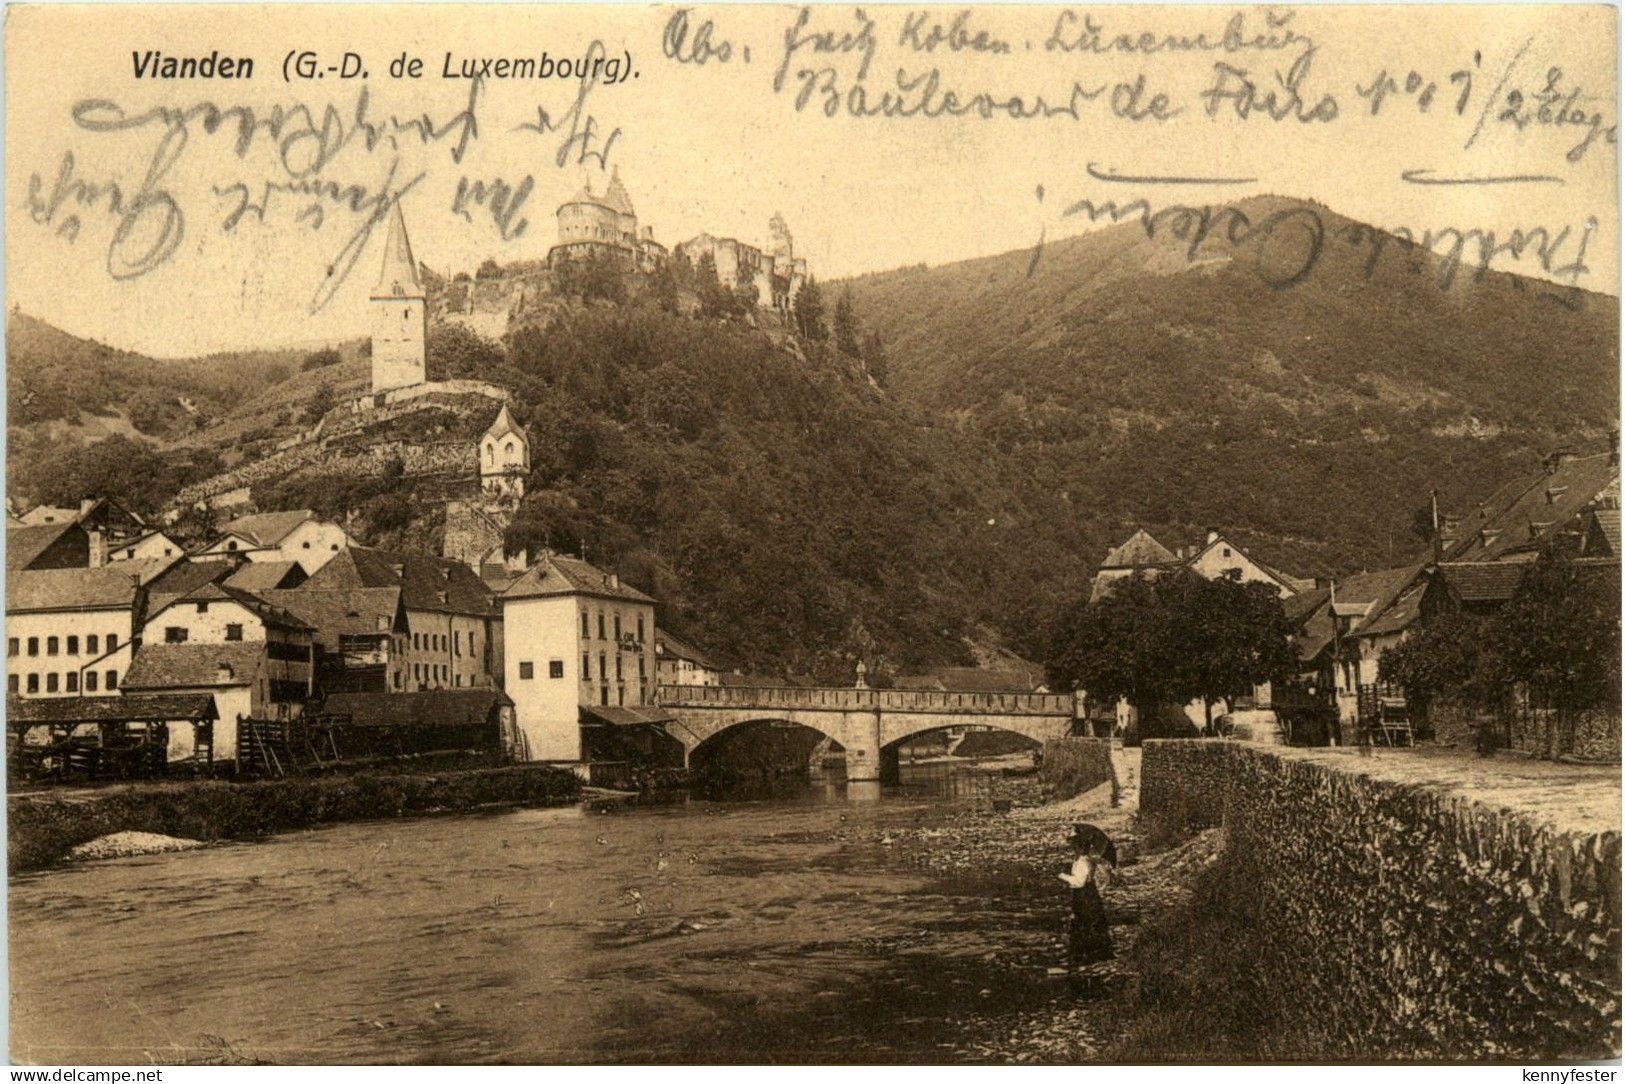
480;403;531;501
370;203;427;394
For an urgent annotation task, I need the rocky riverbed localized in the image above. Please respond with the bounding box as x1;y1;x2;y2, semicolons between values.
833;748;1225;1062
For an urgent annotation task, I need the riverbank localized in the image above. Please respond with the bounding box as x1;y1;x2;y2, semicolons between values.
8;762;582;874
837;746;1228;1062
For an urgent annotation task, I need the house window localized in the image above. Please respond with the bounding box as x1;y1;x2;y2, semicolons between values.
5;638;15;656
105;670;117;689
225;624;244;641
393;670;403;690
26;674;38;694
549;660;565;679
227;540;238;551
599;653;607;680
66;672;78;693
618;685;625;706
46;637;58;656
614;615;622;641
87;635;98;655
582;611;590;637
165;627;189;644
455;635;462;657
26;637;37;657
86;671;98;692
600;686;609;706
598;612;606;639
107;634;118;652
639;657;646;681
197;602;209;614
302;541;311;549
6;675;16;693
1222;547;1232;557
66;635;78;655
637;617;644;642
616;655;623;681
519;661;535;680
46;673;58;693
582;654;590;679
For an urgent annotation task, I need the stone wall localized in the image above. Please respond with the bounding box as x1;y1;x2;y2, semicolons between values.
1139;740;1621;1059
1039;738;1118;802
1429;702;1621;762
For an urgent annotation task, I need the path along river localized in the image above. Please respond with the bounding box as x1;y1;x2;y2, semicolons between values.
10;761;1141;1064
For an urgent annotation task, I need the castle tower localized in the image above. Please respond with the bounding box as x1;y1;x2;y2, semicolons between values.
480;403;530;501
370;203;427;394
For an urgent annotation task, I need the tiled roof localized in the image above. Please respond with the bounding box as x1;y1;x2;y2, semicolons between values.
1438;561;1528;603
1283;586;1330;625
1588;509;1621;557
304;547;497;616
502;554;654;604
1100;529;1178;569
125;642;267;690
1332;564;1427;638
1444;451;1619;561
655;629;716;669
7;522;84;571
933;666;1046;693
6;562;167;613
258;588;406;641
1359;583;1424;637
145;559;241;615
149;582;313;631
484;404;525;444
224;561;307;592
373;203;423;297
581;704;676;728
6;692;217;725
217;510;315;548
318;688;512;728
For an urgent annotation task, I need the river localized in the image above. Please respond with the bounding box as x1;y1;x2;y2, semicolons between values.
9;761;1083;1064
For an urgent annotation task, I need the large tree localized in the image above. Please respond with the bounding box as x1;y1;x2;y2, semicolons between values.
1048;569;1296;735
794;276;827;340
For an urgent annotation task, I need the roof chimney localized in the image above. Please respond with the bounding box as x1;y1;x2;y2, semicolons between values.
609;573;620;589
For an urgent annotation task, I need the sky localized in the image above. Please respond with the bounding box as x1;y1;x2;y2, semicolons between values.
5;3;1618;357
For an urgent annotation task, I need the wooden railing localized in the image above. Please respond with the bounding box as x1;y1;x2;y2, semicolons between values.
655;684;1074;716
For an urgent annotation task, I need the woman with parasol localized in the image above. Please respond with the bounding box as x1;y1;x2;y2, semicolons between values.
1058;822;1116;996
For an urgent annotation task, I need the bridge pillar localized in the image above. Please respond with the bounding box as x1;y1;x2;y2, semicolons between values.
878;744;900;785
843;710;884;782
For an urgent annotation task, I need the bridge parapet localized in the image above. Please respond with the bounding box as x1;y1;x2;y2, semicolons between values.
656;683;1075;717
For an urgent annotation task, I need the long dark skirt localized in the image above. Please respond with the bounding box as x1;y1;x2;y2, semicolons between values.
1069;882;1112;966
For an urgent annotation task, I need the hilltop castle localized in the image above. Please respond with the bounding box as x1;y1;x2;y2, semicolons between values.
545;170;809;316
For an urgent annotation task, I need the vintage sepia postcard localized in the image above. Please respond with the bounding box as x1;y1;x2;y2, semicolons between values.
3;1;1619;1067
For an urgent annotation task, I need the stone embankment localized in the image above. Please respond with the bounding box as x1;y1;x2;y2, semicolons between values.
1140;739;1622;1060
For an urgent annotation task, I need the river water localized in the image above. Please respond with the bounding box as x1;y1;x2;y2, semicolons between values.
9;762;1077;1064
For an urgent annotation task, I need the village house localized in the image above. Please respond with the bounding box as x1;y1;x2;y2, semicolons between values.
259;586;410;695
654;629;721;686
5;558;179;698
296;546;501;691
107;528;184;563
196;509;354;574
500;553;667;766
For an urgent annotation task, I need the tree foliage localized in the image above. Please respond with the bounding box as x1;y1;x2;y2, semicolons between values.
795;276;827;340
1047;570;1296;733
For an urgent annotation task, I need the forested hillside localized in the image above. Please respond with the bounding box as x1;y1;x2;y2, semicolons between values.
845;195;1618;581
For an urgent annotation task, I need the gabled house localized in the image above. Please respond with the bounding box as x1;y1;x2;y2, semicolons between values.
197;509;354;574
259;586;411;694
1439;447;1620;563
500;553;662;764
107;529;184;564
298;546;501;691
654;629;721;686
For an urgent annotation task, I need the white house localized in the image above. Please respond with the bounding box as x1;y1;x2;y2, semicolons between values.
198;510;354;574
480;404;530;501
5;559;178;698
501;554;660;763
127;582;316;761
654;629;721;686
108;529;184;564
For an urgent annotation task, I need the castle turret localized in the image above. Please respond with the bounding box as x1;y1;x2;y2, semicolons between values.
370;203;427;394
480;403;530;501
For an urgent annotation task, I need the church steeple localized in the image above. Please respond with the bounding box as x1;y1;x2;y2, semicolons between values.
373;202;424;298
369;204;427;393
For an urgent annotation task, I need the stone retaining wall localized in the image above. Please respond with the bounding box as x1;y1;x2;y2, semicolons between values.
1140;739;1621;1059
1429;702;1621;762
1040;738;1118;802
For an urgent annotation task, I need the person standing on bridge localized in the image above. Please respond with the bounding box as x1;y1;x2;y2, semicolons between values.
1059;823;1116;997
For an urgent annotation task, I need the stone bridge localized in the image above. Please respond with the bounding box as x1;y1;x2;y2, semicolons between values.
656;684;1079;781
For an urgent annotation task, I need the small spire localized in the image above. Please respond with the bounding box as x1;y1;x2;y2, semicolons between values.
373;202;424;298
